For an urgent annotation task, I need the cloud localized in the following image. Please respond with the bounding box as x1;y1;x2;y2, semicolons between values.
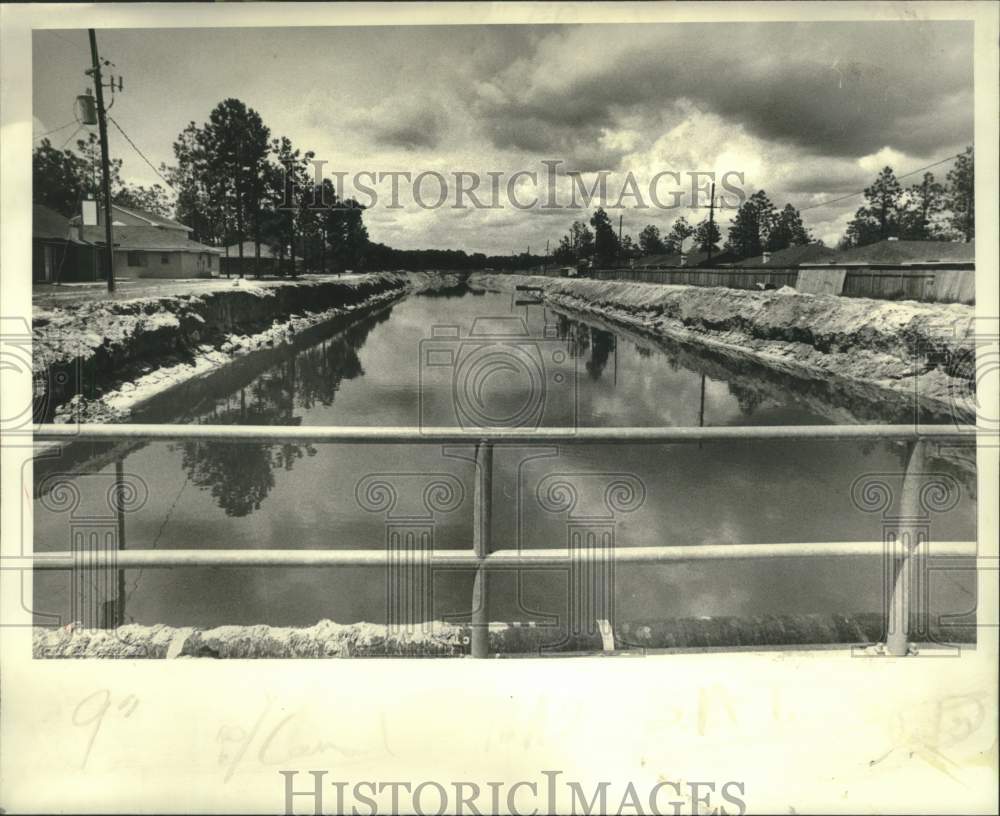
470;21;973;164
33;22;975;255
352;98;444;150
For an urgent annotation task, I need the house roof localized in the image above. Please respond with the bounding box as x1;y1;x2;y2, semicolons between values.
78;225;221;254
733;244;838;268
800;240;975;267
33;204;71;241
634;253;679;268
634;247;733;268
70;203;191;232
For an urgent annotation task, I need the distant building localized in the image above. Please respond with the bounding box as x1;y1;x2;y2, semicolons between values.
633;247;737;268
220;241;303;277
802;239;974;268
69;203;220;280
732;243;837;268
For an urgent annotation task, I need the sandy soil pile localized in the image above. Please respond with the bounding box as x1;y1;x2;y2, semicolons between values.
33;273;409;423
474;274;977;422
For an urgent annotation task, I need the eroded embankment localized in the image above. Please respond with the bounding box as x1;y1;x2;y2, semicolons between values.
32;612;973;658
473;274;977;421
33;273;410;423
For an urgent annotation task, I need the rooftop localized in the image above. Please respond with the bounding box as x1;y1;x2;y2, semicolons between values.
634;247;732;268
734;243;838;268
70;203;191;232
802;239;975;266
32;204;71;241
78;225;221;254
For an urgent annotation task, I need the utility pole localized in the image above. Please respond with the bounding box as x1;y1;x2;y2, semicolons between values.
706;182;716;264
88;29;115;293
235;138;245;279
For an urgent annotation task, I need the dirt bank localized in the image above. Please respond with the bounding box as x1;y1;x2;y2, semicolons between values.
473;274;976;422
33;273;411;423
33;612;972;658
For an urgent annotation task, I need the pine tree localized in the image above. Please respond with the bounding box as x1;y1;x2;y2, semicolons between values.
665;216;695;253
638;224;666;255
899;172;945;240
844;167;903;247
589;207;619;265
694;216;721;252
946;147;974;242
726;190;776;258
768;204;811;251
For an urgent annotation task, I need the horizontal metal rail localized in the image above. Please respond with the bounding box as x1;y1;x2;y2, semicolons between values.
27;425;980;657
19;541;978;570
33;423;976;444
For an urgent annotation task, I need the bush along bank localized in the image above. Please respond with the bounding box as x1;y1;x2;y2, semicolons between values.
472;274;977;423
33;273;409;424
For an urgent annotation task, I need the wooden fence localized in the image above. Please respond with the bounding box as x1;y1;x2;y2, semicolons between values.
584;265;975;304
841;268;975;304
591;266;799;290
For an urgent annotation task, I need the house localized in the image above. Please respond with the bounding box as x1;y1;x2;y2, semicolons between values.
797;239;974;303
220;241;303;277
803;239;974;268
633;247;737;268
70;203;221;279
33;204;94;284
732;243;837;268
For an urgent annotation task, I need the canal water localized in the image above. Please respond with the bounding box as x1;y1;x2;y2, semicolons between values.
33;285;977;641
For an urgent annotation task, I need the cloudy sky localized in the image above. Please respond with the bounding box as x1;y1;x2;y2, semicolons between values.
34;22;973;253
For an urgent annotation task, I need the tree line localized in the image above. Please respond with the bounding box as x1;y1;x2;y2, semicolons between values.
33;132;174;220
551;196;811;267
549;146;974;267
365;244;548;272
841;147;973;247
34;106;974;275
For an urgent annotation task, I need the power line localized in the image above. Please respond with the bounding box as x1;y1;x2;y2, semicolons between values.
34;119;79;141
39;29;90;55
108;115;175;191
798;152;962;212
57;124;84;150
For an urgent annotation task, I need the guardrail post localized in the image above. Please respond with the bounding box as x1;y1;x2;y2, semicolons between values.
471;440;493;658
113;458;127;628
886;439;927;656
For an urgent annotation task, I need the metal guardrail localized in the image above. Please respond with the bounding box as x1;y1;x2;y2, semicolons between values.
22;541;977;569
33;423;979;657
32;423;977;443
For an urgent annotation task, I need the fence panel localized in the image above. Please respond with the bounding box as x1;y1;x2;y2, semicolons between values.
582;265;974;304
590;267;798;290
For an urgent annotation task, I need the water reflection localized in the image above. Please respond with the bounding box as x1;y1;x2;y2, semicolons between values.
164;310;390;517
33;288;977;632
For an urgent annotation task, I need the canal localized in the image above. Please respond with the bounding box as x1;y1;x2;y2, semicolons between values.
33;284;977;642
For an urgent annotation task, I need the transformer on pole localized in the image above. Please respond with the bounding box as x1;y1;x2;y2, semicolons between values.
87;29;116;293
